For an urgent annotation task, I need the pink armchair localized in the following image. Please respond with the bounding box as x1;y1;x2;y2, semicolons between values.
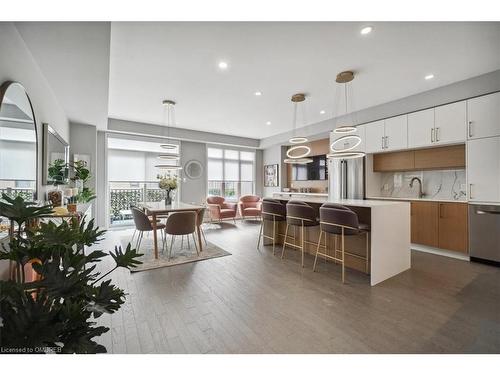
239;195;262;220
206;196;238;223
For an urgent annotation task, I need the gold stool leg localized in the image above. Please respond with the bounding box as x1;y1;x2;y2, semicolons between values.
341;227;345;284
365;231;370;274
301;222;305;268
313;230;323;272
257;219;263;249
281;223;289;259
272;217;276;255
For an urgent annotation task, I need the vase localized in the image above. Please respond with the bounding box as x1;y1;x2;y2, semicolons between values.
165;190;172;206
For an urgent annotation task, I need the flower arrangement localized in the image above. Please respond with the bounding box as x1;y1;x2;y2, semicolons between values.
157;174;179;205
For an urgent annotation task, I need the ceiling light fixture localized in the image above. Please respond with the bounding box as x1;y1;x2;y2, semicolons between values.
328;71;365;160
425;74;434;80
286;145;311;159
158;99;182;170
284;158;313;164
320;110;326;114
218;61;229;70
360;26;373;35
254;91;262;96
266;121;272;125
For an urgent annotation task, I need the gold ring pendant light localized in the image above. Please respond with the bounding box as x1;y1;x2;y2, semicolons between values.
285;93;313;164
327;71;365;160
156;99;182;170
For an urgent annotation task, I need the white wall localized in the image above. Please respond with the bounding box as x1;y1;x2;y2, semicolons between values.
180;141;207;205
0;22;70;279
262;145;287;197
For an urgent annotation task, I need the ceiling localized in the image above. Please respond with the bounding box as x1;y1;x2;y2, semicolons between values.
108;22;500;139
14;22;111;130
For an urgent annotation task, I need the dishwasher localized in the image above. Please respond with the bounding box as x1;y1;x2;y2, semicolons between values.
469;204;500;266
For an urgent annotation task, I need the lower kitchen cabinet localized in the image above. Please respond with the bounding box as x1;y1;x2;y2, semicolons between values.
411;201;439;247
411;201;468;253
438;202;468;253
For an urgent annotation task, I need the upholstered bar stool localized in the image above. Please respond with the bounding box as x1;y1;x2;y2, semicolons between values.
257;198;286;254
313;203;370;283
281;200;320;267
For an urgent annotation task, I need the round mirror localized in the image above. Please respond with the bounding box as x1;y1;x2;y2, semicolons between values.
184;159;203;180
0;82;38;201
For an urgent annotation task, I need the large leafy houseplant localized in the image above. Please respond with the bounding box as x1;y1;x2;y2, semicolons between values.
70;160;96;203
0;194;142;353
47;159;68;187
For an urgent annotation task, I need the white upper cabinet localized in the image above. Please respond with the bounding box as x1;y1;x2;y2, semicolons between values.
330;126;365;152
384;115;408;151
467;91;500;140
434;101;466;145
363;120;385;153
407;108;434;149
467;136;500;203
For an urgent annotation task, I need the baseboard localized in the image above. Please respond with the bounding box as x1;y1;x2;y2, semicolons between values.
411;243;470;261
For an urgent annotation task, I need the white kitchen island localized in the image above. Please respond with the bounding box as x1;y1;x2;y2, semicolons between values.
269;194;411;286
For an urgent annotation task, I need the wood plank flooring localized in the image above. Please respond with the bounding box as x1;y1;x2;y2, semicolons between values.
93;220;500;354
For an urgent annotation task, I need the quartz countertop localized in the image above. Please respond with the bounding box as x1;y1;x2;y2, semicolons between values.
268;195;407;208
367;196;467;204
273;192;328;197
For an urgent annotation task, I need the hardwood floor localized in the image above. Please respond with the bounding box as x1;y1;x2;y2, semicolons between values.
94;220;500;354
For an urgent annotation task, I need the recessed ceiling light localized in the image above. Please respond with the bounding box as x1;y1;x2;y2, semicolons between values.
360;26;373;35
218;61;228;70
266;121;272;125
254;91;262;96
425;74;434;80
320;110;326;114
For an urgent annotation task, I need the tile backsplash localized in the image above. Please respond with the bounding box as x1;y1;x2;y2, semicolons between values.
379;169;467;201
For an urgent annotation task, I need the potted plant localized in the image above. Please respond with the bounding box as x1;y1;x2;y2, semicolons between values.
0;193;142;353
47;159;68;207
158;174;178;205
70;160;96;204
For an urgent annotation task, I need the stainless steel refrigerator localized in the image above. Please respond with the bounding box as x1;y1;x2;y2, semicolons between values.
328;157;365;200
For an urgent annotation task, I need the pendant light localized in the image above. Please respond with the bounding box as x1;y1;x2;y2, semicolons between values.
286;93;312;164
327;71;365;160
156;99;182;170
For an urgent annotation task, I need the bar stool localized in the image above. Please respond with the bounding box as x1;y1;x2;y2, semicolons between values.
281;200;319;267
257;198;286;254
313;203;370;283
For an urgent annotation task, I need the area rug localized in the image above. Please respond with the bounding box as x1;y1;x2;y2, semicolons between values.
120;232;231;272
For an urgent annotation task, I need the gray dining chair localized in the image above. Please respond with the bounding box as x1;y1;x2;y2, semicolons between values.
131;207;166;252
164;211;199;260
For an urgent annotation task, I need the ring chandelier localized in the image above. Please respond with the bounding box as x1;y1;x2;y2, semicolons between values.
157;99;182;170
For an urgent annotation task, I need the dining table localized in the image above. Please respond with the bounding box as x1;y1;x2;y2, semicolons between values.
139;201;205;259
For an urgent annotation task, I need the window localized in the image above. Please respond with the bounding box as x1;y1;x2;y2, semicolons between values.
207;146;255;200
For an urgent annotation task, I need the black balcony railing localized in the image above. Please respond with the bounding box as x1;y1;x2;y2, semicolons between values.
109;181;170;225
0;187;35;201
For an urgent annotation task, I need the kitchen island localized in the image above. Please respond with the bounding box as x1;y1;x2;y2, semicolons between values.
265;195;411;286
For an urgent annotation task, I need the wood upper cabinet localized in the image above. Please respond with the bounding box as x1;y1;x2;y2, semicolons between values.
384;115;408;151
373;150;414;172
434;101;466;145
414;144;465;170
411;201;439;248
438;203;468;253
408;108;434;149
373;144;465;172
411;201;468;253
467;91;500;140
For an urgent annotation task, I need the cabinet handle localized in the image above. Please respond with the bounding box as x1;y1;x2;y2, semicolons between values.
385;136;389;149
439;204;443;219
431;128;435;143
436;127;440;142
468;121;473;138
381;136;384;149
469;183;474;200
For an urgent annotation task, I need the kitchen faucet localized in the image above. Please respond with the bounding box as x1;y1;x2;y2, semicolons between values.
409;177;425;198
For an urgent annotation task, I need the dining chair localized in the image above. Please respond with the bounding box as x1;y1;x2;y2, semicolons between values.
164;211;199;260
131;207;166;252
197;207;208;245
